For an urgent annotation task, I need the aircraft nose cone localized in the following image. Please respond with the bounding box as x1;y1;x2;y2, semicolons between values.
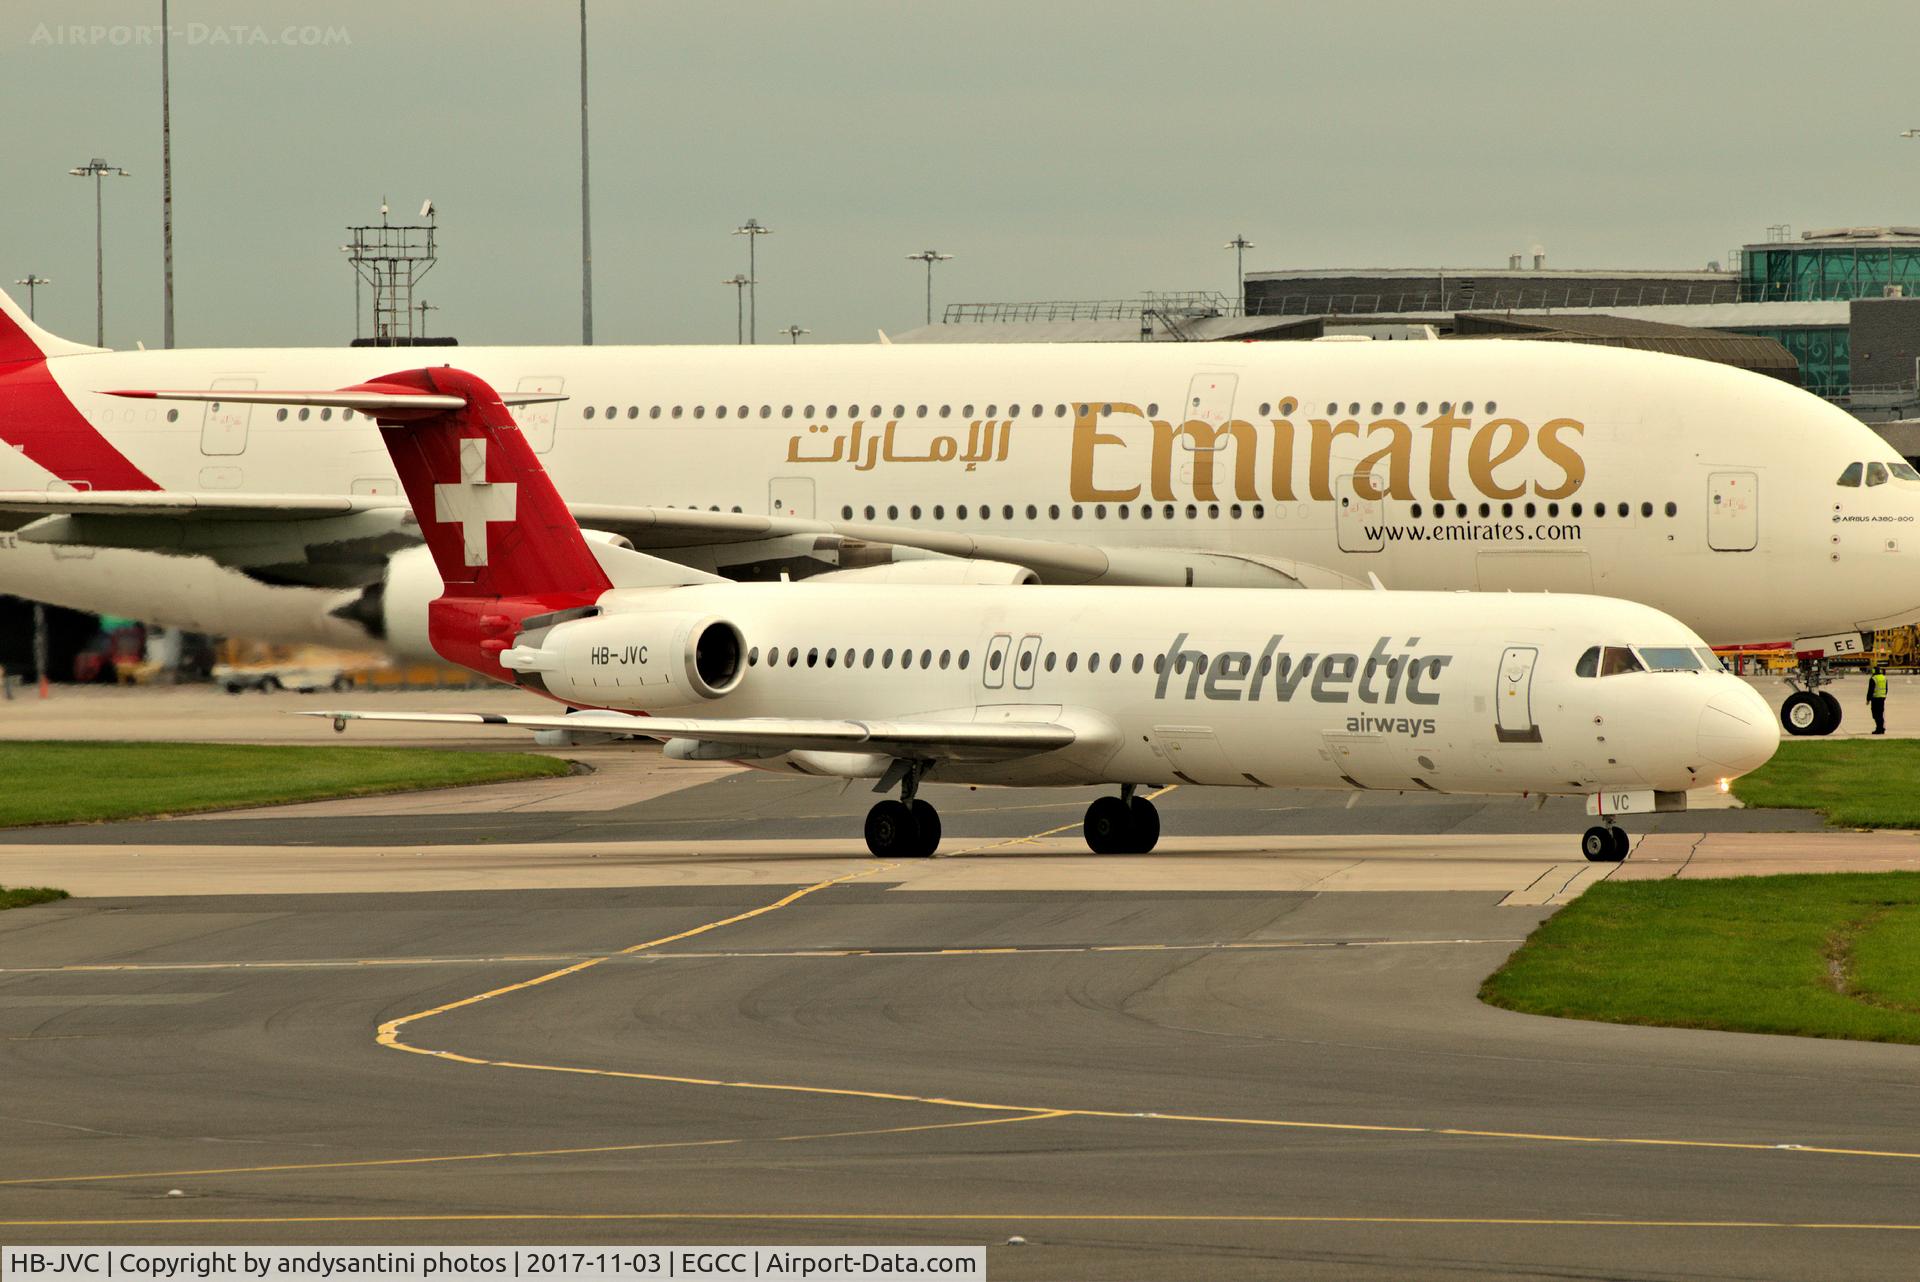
1697;683;1780;775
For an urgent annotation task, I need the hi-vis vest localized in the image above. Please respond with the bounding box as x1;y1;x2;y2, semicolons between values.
1871;672;1889;699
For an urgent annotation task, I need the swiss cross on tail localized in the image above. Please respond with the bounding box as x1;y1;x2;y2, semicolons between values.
437;438;518;566
107;366;610;679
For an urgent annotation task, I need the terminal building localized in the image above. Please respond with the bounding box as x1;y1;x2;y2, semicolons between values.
899;227;1920;454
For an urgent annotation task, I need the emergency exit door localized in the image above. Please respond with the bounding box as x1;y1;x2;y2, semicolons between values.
514;376;564;453
1708;471;1758;551
769;477;814;519
982;633;1012;690
1495;645;1542;743
1335;472;1385;552
1181;373;1237;436
199;377;255;456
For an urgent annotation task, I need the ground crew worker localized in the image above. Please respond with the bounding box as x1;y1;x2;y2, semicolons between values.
1868;665;1889;735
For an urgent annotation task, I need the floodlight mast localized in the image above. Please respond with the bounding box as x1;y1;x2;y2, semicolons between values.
579;0;593;345
161;0;174;347
732;219;772;344
13;276;50;321
1224;234;1254;306
906;250;951;326
722;274;752;345
69;158;131;347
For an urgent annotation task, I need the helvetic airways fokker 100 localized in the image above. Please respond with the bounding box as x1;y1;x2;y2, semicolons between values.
162;366;1780;860
0;290;1908;736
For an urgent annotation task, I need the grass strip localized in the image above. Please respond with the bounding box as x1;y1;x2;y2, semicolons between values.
1480;872;1920;1044
0;886;68;910
0;741;570;828
1731;739;1920;828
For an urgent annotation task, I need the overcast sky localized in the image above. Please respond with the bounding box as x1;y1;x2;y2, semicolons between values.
6;0;1920;349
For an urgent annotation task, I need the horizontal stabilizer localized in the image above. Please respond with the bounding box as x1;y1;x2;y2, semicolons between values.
306;708;1076;762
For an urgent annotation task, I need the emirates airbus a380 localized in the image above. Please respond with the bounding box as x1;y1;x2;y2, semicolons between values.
0;288;1912;736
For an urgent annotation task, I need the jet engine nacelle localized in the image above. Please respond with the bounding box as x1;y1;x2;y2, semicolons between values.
338;532;651;665
503;609;747;709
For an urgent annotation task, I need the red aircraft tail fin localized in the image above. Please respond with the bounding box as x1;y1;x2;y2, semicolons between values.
109;367;609;679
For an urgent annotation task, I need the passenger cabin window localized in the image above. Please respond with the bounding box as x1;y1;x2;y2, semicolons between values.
1575;646;1599;678
1599;646;1644;676
1838;462;1863;487
1867;462;1890;487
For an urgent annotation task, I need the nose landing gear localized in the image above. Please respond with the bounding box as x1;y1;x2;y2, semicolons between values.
864;760;940;858
1581;820;1630;862
1084;784;1161;854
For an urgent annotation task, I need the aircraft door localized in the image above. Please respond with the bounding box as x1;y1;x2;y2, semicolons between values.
514;376;564;454
1335;471;1385;552
1181;373;1237;438
1012;634;1042;690
770;477;815;519
982;633;1012;690
1495;645;1543;743
199;376;256;456
1708;471;1758;551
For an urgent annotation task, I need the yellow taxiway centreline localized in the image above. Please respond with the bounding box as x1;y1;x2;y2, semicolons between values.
0;1113;1063;1189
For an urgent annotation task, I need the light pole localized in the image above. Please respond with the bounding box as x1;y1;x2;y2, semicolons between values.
70;158;130;347
722;274;752;344
579;0;593;344
13;276;50;320
160;0;174;347
905;249;951;326
779;324;809;344
415;298;438;340
1224;234;1254;309
732;219;770;343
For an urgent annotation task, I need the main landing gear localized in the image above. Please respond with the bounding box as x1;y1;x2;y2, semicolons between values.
1781;689;1843;737
1084;785;1161;854
1581;819;1630;863
865;761;940;858
1781;658;1843;736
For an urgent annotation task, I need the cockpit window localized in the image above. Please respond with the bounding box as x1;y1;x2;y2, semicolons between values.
1599;646;1644;676
1894;463;1920;482
1695;646;1728;671
1637;646;1704;671
1837;462;1864;487
1575;646;1599;678
1867;462;1890;487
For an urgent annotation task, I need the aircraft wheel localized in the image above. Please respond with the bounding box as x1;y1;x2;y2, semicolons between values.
1084;796;1129;854
1124;796;1161;854
905;799;941;858
865;799;916;858
1817;691;1843;734
1781;692;1823;736
1611;826;1631;860
1582;826;1624;862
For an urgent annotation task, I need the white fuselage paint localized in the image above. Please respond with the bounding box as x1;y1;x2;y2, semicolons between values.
5;339;1918;649
525;583;1778;796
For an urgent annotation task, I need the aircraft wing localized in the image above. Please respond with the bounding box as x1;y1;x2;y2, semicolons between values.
0;491;1363;591
305;708;1076;762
